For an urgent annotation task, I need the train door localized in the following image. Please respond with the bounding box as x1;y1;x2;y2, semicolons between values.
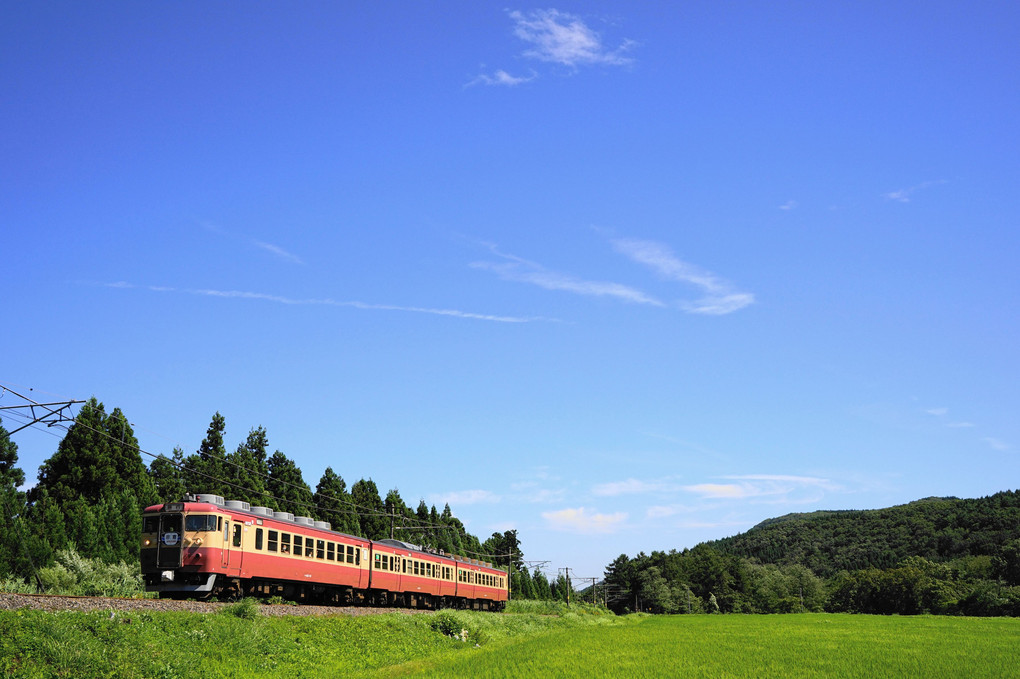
227;522;243;574
221;519;231;567
156;512;183;568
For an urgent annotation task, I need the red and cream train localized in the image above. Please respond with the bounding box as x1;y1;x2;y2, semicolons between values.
140;494;508;610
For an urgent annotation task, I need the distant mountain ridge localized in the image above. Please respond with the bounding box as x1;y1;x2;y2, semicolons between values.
706;491;1020;577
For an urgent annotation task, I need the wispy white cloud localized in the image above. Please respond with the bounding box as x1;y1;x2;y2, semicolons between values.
255;241;304;265
466;69;536;88
471;246;664;306
947;421;975;428
542;507;627;534
884;180;947;203
778;200;798;211
509;9;636;68
202;220;304;264
926;407;949;416
683;474;834;503
429;490;500;506
983;437;1010;451
592;477;683;496
100;282;545;323
611;238;754;315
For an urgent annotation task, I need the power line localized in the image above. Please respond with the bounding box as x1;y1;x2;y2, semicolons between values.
1;383;518;563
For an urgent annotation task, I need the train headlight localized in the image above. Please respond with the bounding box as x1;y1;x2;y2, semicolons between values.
143;539;151;546
194;538;203;546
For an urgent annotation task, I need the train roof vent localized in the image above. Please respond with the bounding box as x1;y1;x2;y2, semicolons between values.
224;500;251;511
195;494;225;506
251;506;273;516
313;520;331;530
294;516;314;526
274;511;295;521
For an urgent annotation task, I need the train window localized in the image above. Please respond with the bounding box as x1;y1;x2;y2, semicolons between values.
281;533;291;554
390;556;396;571
327;543;335;561
356;548;361;566
293;535;302;556
185;515;217;532
223;521;230;542
305;540;314;558
374;553;382;570
255;528;263;551
142;516;158;533
346;545;354;564
217;516;223;532
268;531;278;552
232;524;242;548
316;540;325;560
403;558;408;574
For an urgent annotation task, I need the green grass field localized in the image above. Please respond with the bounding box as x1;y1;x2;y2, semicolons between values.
398;613;1020;678
1;603;1017;678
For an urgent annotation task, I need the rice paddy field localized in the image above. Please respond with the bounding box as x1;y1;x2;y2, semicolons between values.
1;600;1017;678
402;613;1020;678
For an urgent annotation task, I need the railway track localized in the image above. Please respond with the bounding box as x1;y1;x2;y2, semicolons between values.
0;591;425;617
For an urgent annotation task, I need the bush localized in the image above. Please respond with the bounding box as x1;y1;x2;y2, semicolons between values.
220;598;260;619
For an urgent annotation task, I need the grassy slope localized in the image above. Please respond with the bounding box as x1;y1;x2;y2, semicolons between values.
2;605;1018;678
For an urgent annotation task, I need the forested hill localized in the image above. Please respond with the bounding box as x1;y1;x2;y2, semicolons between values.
707;491;1020;577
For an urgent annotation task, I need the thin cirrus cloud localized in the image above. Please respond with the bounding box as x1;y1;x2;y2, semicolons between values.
470;246;664;307
428;490;500;506
99;282;544;323
542;506;628;534
682;474;834;502
469;9;635;87
611;238;754;315
465;69;536;88
254;241;304;265
884;180;947;203
592;477;679;496
472;239;753;316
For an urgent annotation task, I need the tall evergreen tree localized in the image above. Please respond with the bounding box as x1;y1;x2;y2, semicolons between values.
266;450;313;514
35;398;154;506
0;418;30;577
313;467;360;535
182;412;230;497
482;530;523;572
148;446;186;504
226;426;271;506
350;478;387;540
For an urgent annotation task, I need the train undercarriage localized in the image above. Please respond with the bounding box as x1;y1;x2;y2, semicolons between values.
152;573;504;611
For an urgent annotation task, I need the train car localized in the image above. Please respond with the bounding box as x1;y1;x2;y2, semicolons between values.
141;494;508;610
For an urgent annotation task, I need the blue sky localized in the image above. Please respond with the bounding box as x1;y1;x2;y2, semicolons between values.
3;2;1018;578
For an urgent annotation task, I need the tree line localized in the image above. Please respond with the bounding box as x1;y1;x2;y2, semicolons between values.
0;399;519;586
603;492;1020;616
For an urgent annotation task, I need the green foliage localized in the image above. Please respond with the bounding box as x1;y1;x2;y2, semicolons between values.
712;492;1020;577
148;447;186;504
5;546;147;597
220;597;260;619
35;399;156;509
350;478;387;540
266;450;314;514
313;467;360;535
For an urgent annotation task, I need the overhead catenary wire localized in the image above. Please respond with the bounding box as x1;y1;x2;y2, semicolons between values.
1;384;517;563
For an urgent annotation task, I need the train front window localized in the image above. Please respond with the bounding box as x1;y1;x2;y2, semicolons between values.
185;515;217;532
142;516;158;533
